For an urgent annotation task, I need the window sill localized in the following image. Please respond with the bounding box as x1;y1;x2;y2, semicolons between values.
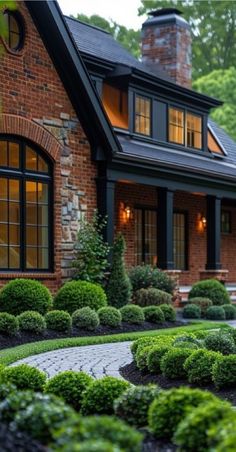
0;272;56;279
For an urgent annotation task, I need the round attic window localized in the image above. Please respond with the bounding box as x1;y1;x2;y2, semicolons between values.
3;10;24;52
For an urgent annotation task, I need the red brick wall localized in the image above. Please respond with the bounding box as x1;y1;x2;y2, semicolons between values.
116;182;236;285
0;2;97;293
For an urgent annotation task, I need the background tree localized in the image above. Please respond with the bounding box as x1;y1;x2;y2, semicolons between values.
106;234;132;308
74;13;141;59
138;0;236;80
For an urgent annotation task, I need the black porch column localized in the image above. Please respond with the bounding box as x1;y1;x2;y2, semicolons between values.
157;187;174;269
96;178;115;248
206;195;221;270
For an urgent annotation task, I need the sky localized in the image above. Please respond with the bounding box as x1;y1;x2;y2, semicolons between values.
58;0;144;30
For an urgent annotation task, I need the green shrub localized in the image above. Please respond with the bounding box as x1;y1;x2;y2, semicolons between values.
147;345;171;373
174;401;233;451
54;281;107;314
14;393;76;444
44;370;93;411
172;334;202;350
184;349;222;385
134;288;172;307
72;307;99;331
208;416;236;452
45;310;72;332
229;327;236;344
143;305;165;323
183;304;201;319
205;331;235;354
98;306;122;327
131;336;159;357
0;312;19;335
160;348;193;379
222;304;236;319
212;355;236;389
0;279;52;315
17;310;46;334
81;376;129;415
0;364;46;391
0;383;16;401
114;385;160;427
106;234;132;308
148;387;217;439
206;306;226;320
136;345;154;371
189;297;213;316
189;279;230;306
159;304;176;322
129;265;175;293
53;415;143;452
133;335;174;361
65;440;122;452
120;305;144;324
0;390;42;423
194;330;211;339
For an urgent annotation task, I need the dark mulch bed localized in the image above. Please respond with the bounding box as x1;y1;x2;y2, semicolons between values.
0;424;46;452
0;321;184;350
142;430;176;452
120;361;236;405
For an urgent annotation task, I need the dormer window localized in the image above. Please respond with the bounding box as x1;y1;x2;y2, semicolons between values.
168;107;202;150
134;95;151;136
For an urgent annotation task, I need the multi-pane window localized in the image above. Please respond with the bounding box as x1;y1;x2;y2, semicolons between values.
134;208;157;264
0;138;52;271
169;107;202;150
221;211;231;234
173;212;187;270
169;108;184;145
134;95;151;136
3;11;24;52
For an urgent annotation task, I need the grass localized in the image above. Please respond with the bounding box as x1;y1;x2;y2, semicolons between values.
0;321;229;366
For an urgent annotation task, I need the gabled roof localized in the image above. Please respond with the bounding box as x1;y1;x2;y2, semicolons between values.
26;1;120;157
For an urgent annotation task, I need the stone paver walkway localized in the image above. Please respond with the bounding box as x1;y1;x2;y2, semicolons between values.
13;341;133;379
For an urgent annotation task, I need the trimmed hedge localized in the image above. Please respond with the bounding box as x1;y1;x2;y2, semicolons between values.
183;304;201;319
129;265;175;294
189;297;212;316
184;349;222;385
120;305;144;324
159;304;176;322
44;370;93;410
17;311;46;334
45;310;72;332
0;312;19;336
53;280;107;314
72;307;99;331
134;288;172;307
136;345;154;371
0;364;46;391
188;279;230;306
143;306;165;323
0;279;52;315
222;304;236;320
98;307;122;327
160;348;193;379
81;376;129;415
204;331;235;355
212;355;236;389
147;345;171;374
206;306;226;320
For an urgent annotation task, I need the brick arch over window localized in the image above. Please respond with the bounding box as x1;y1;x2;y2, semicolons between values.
0;114;62;161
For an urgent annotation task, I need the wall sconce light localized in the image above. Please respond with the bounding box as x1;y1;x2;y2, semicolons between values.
124;204;132;221
201;215;207;229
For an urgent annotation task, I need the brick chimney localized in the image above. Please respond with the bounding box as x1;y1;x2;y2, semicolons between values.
141;8;192;89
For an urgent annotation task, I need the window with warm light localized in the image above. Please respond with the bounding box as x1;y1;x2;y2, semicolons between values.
186;113;202;149
135;95;151;136
168;107;202;150
0;138;52;271
169;107;184;145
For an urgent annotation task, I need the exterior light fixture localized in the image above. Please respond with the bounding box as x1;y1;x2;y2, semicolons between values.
201;215;207;229
124;204;132;220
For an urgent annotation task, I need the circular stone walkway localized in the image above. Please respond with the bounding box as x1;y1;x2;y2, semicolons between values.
12;341;133;379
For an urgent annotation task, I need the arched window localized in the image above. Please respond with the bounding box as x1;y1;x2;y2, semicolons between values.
0;137;52;271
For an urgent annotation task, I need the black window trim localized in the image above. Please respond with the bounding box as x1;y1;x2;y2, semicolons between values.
168;104;203;150
3;9;25;52
133;93;152;137
221;210;232;235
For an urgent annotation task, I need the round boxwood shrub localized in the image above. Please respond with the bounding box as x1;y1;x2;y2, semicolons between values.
98;307;122;327
114;384;160;427
206;306;226;320
81;376;129;415
148;387;217;439
129;265;175;294
72;307;99;331
17;311;46;334
65;440;122;452
134;288;172;307
159;304;176;322
222;304;236;320
54;415;143;452
0;390;41;423
208;416;236;452
183;304;201;319
45;310;72;332
45;370;93;411
212;355;236;389
147;345;171;374
160;348;193;379
172;334;202;350
131;336;161;357
0;279;52;315
136;345;155;371
0;364;46;391
174;401;233;451
143;306;165;323
0;312;19;336
189;297;213;316
205;331;235;355
53;281;107;314
184;349;222;385
188;279;230;306
0;382;16;401
120;305;144;324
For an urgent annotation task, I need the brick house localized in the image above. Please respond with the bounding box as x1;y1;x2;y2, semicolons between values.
1;2;236;292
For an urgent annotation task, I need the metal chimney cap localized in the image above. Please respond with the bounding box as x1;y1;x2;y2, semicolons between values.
148;8;183;17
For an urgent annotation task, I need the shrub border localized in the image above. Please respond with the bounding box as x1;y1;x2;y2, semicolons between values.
0;322;228;366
